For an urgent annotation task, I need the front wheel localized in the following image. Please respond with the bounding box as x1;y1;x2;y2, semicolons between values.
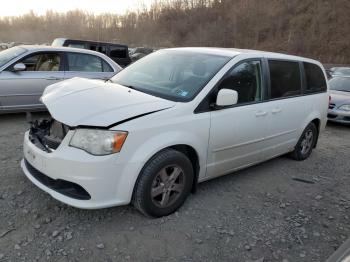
132;149;194;217
290;122;318;161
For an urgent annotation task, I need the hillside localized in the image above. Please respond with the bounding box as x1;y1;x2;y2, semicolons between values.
0;0;349;63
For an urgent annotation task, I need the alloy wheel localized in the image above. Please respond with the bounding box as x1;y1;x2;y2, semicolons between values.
151;165;185;208
300;129;314;155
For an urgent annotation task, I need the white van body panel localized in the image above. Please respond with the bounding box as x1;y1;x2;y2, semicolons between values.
21;48;329;209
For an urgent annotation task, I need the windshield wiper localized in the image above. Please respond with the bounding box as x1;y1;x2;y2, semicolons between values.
122;85;140;91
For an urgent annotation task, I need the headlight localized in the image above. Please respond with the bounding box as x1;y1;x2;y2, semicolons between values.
69;129;128;155
338;104;350;111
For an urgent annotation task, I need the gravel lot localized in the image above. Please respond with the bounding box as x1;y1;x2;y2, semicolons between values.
0;112;349;262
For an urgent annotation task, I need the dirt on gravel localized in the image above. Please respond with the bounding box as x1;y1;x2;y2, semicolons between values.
0;112;349;262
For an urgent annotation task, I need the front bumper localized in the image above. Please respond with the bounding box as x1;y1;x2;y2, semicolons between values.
328;108;350;124
22;131;140;209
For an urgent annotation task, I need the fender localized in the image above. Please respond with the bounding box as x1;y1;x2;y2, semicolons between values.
115;130;209;203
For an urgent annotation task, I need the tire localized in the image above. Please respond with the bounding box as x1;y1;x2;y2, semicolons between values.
132;149;194;217
290;122;318;161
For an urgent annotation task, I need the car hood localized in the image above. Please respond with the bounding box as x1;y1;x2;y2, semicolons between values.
330;90;350;106
41;77;176;127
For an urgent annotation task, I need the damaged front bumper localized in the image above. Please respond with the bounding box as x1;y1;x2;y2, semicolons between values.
21;118;134;209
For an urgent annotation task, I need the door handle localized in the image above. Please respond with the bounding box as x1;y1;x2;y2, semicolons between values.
272;108;282;114
46;77;62;80
255;111;268;117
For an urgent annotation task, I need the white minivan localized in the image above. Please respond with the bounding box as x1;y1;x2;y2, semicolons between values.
21;48;328;217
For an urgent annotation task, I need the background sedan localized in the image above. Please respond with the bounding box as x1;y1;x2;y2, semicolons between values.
328;76;350;124
0;46;121;113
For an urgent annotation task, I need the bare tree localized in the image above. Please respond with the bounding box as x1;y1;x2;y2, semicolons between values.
0;0;349;63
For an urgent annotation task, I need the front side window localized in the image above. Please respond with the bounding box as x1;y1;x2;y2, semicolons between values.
0;46;27;68
216;60;263;104
304;62;327;93
19;53;61;71
67;53;108;72
269;60;301;99
111;50;231;102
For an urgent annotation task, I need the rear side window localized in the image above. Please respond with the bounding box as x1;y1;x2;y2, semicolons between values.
269;60;301;99
303;62;327;93
110;46;127;58
67;53;112;72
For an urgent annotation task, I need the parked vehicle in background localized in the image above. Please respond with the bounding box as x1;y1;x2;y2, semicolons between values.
328;76;350;124
325;69;332;79
52;38;132;67
0;43;9;50
130;47;154;62
329;67;350;78
21;48;328;217
0;45;121;113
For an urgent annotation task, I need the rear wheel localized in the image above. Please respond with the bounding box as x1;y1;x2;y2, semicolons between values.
290;122;318;161
132;149;194;217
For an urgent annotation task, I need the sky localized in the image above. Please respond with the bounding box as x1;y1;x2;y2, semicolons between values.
0;0;155;17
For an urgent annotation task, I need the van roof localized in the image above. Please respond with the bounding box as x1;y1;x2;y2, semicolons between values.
165;47;322;65
53;38;128;48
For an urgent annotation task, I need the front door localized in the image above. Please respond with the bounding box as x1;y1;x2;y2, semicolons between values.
0;52;64;110
206;60;270;178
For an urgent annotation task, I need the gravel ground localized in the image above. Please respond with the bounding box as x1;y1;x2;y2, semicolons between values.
0;112;349;262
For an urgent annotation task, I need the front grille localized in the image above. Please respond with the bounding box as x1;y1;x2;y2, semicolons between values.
329;103;336;109
24;159;91;200
344;116;350;121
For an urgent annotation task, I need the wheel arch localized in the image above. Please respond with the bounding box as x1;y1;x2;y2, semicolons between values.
168;144;200;193
131;143;201;202
300;109;323;149
310;118;321;148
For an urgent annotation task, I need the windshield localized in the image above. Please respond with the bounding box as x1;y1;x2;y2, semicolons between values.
329;77;350;92
111;50;231;101
331;67;350;76
0;46;27;68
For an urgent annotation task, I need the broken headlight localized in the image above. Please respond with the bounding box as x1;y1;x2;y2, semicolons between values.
69;129;128;155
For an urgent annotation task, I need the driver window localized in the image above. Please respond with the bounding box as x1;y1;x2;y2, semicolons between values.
217;60;262;104
19;53;61;72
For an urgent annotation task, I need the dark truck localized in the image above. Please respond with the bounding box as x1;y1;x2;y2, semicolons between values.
52;38;131;67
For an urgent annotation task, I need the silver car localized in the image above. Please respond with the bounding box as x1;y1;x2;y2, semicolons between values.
328;76;350;124
0;46;121;113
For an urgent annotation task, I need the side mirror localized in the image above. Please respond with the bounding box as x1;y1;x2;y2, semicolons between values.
13;63;26;72
216;89;238;107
